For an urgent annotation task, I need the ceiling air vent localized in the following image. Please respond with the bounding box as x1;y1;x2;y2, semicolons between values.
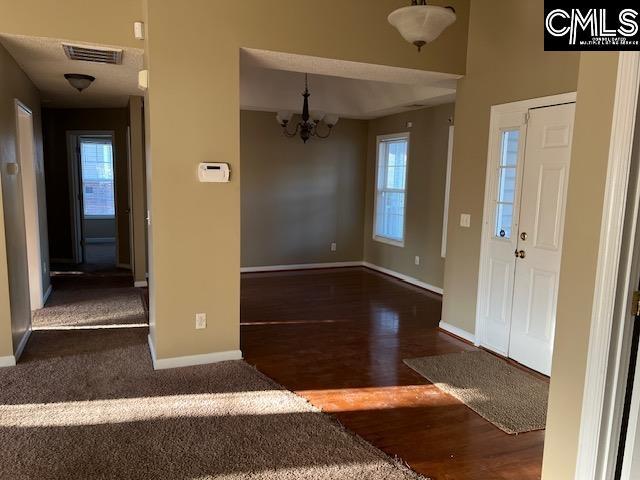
62;43;123;65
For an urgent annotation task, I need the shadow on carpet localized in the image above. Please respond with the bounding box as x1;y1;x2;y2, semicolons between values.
0;329;425;479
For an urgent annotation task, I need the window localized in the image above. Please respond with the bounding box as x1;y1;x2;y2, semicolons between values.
374;133;409;246
494;129;520;239
80;138;115;217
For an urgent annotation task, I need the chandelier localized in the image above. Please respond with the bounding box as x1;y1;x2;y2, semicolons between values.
276;74;339;143
388;0;456;52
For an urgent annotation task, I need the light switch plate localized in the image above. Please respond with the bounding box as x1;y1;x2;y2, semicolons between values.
460;214;471;228
195;313;207;329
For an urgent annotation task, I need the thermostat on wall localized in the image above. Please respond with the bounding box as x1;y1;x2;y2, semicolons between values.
198;163;230;183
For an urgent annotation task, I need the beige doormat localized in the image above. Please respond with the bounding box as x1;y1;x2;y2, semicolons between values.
32;287;147;328
0;329;426;479
404;350;548;434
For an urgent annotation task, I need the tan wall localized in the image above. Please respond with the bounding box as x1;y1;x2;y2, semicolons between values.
441;0;580;335
364;103;453;289
0;42;47;358
542;52;621;480
129;97;147;284
0;0;143;48
143;0;470;360
241;110;367;267
42;108;131;266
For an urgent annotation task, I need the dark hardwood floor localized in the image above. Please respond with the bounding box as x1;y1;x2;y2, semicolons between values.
240;267;545;480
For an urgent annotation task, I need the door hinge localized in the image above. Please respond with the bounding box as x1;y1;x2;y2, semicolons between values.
632;291;640;316
525;111;530;124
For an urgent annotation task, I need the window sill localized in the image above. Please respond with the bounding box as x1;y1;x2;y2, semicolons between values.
84;215;116;220
373;235;405;248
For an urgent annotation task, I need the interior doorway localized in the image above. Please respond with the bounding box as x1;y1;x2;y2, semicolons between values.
476;93;577;375
67;131;118;269
15;100;45;310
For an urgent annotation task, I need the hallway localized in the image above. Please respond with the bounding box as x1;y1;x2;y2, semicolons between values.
32;271;147;329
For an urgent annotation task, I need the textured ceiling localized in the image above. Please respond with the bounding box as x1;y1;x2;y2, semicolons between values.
240;48;459;119
0;34;143;108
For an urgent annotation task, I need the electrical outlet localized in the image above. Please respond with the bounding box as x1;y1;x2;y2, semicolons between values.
460;214;471;228
330;242;337;252
415;256;420;266
195;313;207;329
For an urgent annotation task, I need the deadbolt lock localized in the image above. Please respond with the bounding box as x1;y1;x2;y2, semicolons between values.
514;249;526;259
520;232;528;241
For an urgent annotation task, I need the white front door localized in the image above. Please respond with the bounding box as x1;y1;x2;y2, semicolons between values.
477;112;527;355
508;103;575;375
477;95;576;375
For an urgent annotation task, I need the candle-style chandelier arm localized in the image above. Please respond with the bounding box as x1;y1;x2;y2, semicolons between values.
280;120;301;138
313;123;333;139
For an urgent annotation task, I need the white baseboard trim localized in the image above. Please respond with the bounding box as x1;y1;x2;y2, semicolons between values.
147;335;242;370
134;280;148;288
439;321;475;344
0;355;16;368
241;260;445;296
117;263;132;270
241;261;362;273
42;284;52;305
13;327;32;362
362;262;444;295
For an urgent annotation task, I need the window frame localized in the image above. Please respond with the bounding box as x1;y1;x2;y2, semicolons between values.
493;127;521;241
79;136;116;220
373;132;410;248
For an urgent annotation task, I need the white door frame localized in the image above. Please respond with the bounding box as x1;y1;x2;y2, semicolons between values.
475;92;577;352
126;126;135;272
441;125;454;258
66;130;117;264
14;99;44;309
575;52;640;480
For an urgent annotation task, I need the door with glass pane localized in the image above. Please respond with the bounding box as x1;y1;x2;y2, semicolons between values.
477;112;526;356
78;136;116;266
477;100;575;375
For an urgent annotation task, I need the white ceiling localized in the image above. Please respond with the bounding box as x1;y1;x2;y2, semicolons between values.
240;48;460;119
0;34;143;108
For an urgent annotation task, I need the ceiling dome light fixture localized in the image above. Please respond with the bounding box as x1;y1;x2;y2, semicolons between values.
276;74;339;143
64;73;95;92
388;0;456;52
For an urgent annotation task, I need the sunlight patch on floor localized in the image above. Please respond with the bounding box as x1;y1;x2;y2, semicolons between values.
0;391;313;427
31;324;148;331
298;384;460;413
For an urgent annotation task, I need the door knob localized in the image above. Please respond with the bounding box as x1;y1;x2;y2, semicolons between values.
520;232;528;241
514;249;526;259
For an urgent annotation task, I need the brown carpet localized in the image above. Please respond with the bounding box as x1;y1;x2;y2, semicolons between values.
0;329;425;479
404;350;548;434
32;287;146;328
